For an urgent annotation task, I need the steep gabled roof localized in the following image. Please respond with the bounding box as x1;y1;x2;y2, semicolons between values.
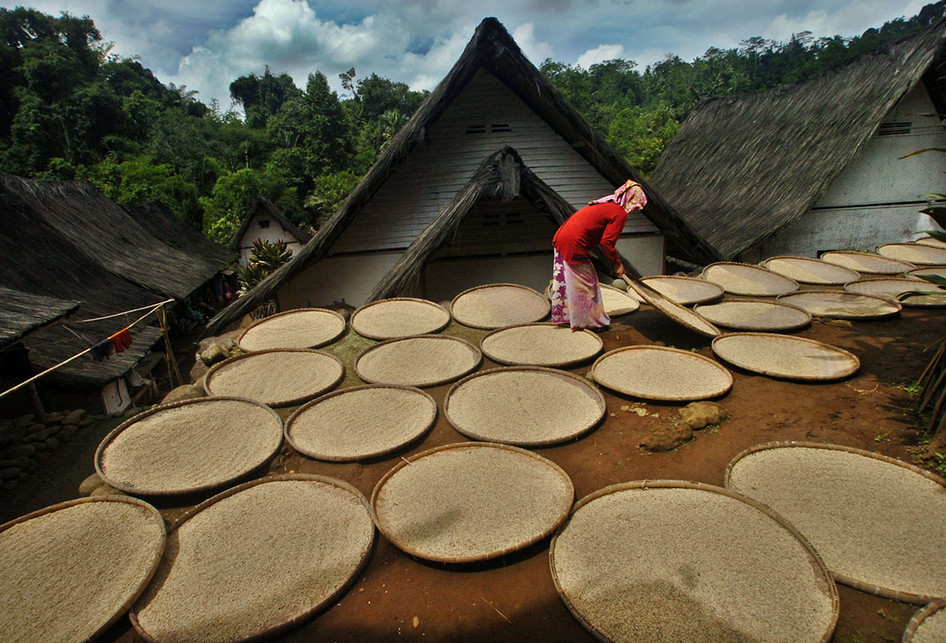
228;198;312;251
124;201;234;267
0;287;80;350
649;22;946;260
206;17;717;333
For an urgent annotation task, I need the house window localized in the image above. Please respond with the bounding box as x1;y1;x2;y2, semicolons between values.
877;121;912;136
491;123;512;133
258;220;270;228
465;124;487;135
464;123;513;134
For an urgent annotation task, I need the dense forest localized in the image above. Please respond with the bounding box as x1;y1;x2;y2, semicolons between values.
1;3;944;244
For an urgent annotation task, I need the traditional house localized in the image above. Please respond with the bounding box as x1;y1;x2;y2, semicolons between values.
649;22;946;262
230;198;312;266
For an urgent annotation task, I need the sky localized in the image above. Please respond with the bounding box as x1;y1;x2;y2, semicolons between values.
2;0;931;111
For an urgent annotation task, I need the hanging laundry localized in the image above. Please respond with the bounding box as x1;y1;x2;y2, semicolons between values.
90;338;113;362
110;328;133;354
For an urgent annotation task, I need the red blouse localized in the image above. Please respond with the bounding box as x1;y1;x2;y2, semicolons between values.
552;202;627;266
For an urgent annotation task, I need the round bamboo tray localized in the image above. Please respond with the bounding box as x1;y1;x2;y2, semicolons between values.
760;256;861;285
444;367;606;446
590;345;732;401
600;284;641;316
349;298;451;340
903;600;946;642
701;262;800;296
550;481;839;643
130;474;374;642
354;335;482;387
0;496;166;643
370;442;574;563
820;250;915;275
639;275;724;305
238;308;347;351
915;235;946;248
95;396;283;495
844;277;946;307
776;291;901;320
480;323;603;367
877;242;946;265
725;442;946;603
623;278;721;337
450;283;550;329
693;299;811;332
908;266;946;280
204;349;345;407
285;385;437;461
711;333;859;381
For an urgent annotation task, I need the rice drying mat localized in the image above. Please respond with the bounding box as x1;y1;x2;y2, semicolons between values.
349;297;451;340
480;323;603;367
916;235;946;248
204;348;345;407
285;385;437;461
95;397;283;496
877;242;946;265
760;256;861;285
711;333;859;381
444;367;606;446
904;600;946;642
450;283;550;329
623;277;722;337
701;262;800;296
845;278;946;307
354;334;482;387
777;291;901;320
725;442;946;603
909;266;946;280
238;308;347;351
639;275;724;305
130;475;374;642
550;481;839;643
600;283;641;316
820;250;915;275
0;497;166;643
590;345;732;401
693;300;811;332
370;442;574;563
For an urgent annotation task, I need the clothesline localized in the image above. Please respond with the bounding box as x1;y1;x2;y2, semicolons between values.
0;299;174;401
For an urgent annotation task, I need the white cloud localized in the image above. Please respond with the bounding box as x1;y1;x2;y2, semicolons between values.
577;43;627;69
511;23;554;65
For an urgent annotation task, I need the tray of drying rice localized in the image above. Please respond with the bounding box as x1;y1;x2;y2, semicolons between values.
693;300;811;332
760;256;861;285
623;278;721;337
909;266;946;280
95;397;283;496
444;367;606;447
916;235;946;248
130;474;374;642
480;323;603;367
590;345;732;401
711;333;859;381
354;334;481;387
0;496;166;643
599;283;641;316
349;297;451;340
845;278;946;307
725;442;946;603
903;600;946;642
701;262;800;296
550;481;839;643
370;442;574;563
204;349;345;407
777;291;901;320
238;308;347;351
639;275;724;305
819;250;915;275
876;242;946;265
285;385;437;461
450;283;550;329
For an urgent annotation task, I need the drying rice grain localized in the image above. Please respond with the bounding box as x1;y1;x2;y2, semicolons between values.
239;308;346;351
693;300;811;332
907;602;946;643
625;280;721;337
760;256;860;285
876;243;946;266
205;350;344;406
712;333;859;381
777;292;901;319
701;263;799;296
599;285;640;316
820;251;914;275
591;346;732;401
450;284;550;329
354;335;481;387
350;298;451;340
639;276;724;305
480;324;602;367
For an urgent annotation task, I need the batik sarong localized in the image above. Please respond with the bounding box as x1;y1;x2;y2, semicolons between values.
550;249;610;330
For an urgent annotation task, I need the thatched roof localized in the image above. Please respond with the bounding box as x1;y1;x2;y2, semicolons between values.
124;201;234;267
0;287;79;350
206;17;717;333
649;22;946;260
229;198;312;251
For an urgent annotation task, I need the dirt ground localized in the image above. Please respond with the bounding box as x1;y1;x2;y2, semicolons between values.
3;300;945;643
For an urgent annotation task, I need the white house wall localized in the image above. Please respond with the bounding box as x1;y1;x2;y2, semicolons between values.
616;235;665;276
422;255;552;303
238;212;306;266
278;253;402;309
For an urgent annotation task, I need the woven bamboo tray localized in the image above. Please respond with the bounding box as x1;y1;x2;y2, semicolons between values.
877;242;946;266
354;334;482;387
903;600;946;642
95;396;283;496
450;283;550;329
285;385;437;461
349;297;451;340
820;250;915;275
623;278;721;337
0;496;166;643
444;367;606;446
777;291;901;320
639;275;724;305
909;266;946;280
480;323;603;367
711;333;859;381
203;348;345;407
693;299;811;332
760;256;861;285
725;442;946;603
590;345;732;401
600;284;641;316
238;307;347;351
550;481;839;643
130;474;374;642
845;278;946;307
916;235;946;248
370;442;574;563
701;262;800;296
